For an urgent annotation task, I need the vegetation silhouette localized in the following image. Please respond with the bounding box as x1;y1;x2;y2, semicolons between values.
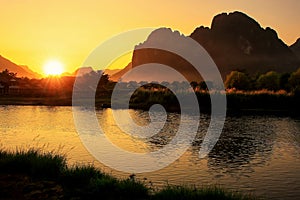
0;148;256;199
1;67;300;115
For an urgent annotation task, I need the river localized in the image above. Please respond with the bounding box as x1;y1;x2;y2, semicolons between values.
0;105;299;199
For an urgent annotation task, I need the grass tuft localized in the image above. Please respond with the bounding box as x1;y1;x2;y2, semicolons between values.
0;148;66;179
153;185;257;200
0;148;258;199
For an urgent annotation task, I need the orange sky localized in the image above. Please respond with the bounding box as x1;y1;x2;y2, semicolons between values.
0;0;300;76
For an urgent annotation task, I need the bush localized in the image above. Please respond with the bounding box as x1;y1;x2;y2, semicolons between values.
225;71;251;90
256;71;280;91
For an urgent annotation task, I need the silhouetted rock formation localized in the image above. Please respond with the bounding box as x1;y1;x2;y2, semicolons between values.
290;38;300;59
72;67;121;78
123;28;204;82
190;11;299;77
73;66;94;76
110;62;132;81
104;68;121;77
113;11;300;82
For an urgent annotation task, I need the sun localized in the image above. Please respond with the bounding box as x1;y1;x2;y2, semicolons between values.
43;60;64;76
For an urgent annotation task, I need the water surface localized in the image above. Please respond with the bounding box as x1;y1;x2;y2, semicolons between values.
0;106;299;199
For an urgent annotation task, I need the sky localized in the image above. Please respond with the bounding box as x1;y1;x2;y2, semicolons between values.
0;0;300;76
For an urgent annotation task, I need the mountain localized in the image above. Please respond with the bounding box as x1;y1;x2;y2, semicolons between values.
290;38;300;59
0;55;41;78
72;67;94;76
120;28;204;82
190;11;299;77
113;11;300;82
71;67;121;78
104;68;122;77
109;63;132;81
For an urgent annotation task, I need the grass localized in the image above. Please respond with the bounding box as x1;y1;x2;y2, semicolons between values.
0;148;66;178
0;148;258;199
153;185;256;200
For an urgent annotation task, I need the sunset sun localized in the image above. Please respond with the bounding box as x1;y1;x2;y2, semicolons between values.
43;60;64;76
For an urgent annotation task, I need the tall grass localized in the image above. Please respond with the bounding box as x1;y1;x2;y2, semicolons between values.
0;148;66;179
0;148;258;199
153;185;257;200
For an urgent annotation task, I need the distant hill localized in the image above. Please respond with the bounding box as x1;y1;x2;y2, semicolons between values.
290;38;300;59
0;55;41;79
113;11;300;82
70;67;121;78
72;66;94;76
109;63;132;81
104;68;122;77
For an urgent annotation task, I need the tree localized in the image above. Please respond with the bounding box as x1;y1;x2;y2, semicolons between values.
0;69;17;80
225;71;250;90
256;71;280;91
190;81;198;90
0;69;18;94
279;73;291;91
289;68;300;89
198;81;214;91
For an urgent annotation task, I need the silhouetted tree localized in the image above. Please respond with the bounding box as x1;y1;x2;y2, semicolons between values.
289;68;300;89
190;81;198;90
225;71;250;90
279;72;291;91
199;81;209;91
98;73;110;86
96;73;112;96
0;69;17;80
0;69;18;94
256;71;280;91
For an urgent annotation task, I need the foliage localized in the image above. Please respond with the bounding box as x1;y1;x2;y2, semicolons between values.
223;68;300;93
279;72;291;91
153;185;256;200
256;71;280;91
190;81;198;90
225;71;251;90
0;148;148;199
0;148;257;200
0;69;17;81
288;68;300;93
0;148;66;178
200;81;212;90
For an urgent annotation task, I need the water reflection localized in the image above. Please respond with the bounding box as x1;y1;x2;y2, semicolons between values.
1;106;300;199
207;116;276;175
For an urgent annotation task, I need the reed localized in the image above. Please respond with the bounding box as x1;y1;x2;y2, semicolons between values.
0;148;258;199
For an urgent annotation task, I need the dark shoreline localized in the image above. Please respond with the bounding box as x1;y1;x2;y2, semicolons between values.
0;96;72;106
1;96;300;117
0;149;257;200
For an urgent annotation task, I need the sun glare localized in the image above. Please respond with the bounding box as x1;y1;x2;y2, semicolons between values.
43;60;64;76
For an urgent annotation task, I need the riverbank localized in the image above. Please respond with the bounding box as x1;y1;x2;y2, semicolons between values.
130;90;300;116
0;96;72;106
1;90;300;116
0;149;256;199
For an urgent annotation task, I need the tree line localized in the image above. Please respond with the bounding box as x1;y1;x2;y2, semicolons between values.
224;68;300;93
1;67;300;96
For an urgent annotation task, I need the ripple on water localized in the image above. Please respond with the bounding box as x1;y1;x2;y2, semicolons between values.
1;106;300;199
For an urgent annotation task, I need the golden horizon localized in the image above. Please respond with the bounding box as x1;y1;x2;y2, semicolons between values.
1;1;300;75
